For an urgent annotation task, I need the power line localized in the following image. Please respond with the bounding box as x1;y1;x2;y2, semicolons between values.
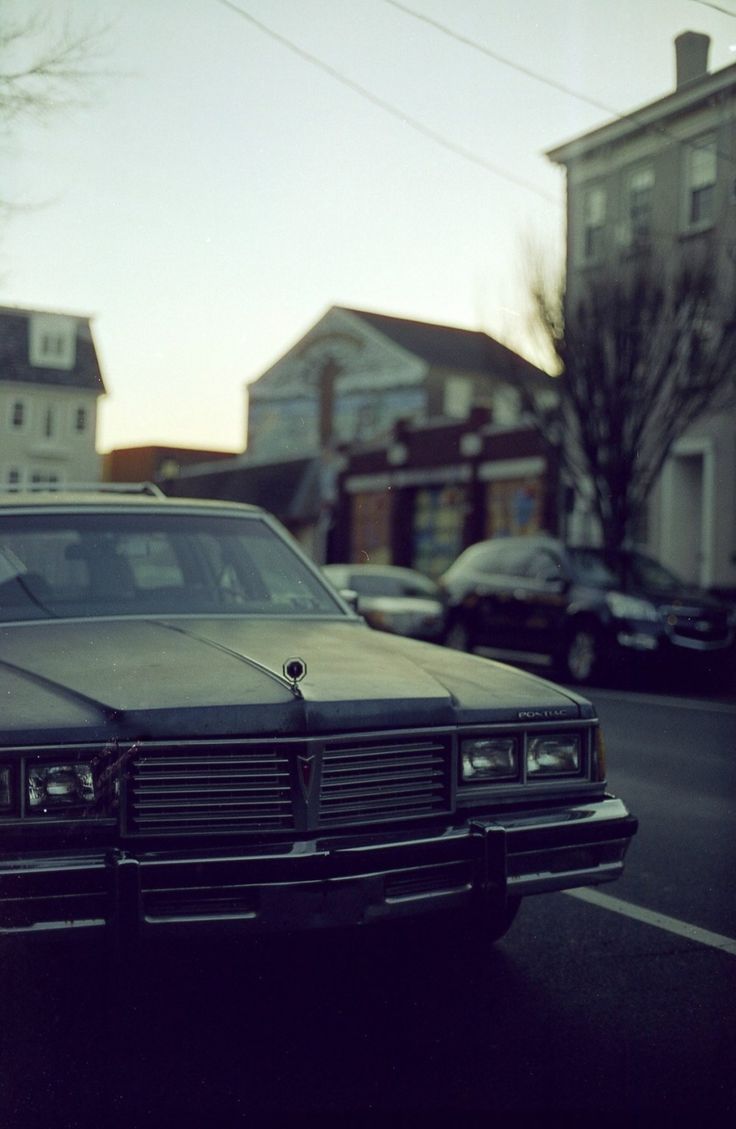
384;0;736;167
212;0;558;204
384;0;621;120
688;0;736;16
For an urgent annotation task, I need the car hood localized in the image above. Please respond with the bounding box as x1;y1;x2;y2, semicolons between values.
0;617;591;744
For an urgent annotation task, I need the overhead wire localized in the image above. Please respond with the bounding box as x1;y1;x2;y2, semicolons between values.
213;0;736;238
212;0;558;203
383;0;736;166
688;1;736;16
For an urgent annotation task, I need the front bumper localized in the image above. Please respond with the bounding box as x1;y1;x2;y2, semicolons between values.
0;797;637;940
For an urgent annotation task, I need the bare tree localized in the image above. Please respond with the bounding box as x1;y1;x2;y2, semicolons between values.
0;4;109;215
526;253;736;551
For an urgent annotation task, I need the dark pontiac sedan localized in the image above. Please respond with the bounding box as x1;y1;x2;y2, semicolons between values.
0;490;636;950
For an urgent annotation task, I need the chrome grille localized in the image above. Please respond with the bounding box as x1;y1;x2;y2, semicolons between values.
319;736;451;826
127;746;295;834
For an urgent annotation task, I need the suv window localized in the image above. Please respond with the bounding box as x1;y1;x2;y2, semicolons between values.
524;549;565;583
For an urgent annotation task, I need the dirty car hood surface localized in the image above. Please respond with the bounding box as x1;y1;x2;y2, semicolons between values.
0;617;590;744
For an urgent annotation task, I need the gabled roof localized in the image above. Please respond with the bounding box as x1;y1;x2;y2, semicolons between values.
0;305;106;393
340;307;546;385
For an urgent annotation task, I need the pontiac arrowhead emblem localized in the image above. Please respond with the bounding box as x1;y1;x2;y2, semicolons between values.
282;657;307;700
297;753;316;798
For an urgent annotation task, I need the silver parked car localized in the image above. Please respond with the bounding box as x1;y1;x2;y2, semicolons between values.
323;563;448;642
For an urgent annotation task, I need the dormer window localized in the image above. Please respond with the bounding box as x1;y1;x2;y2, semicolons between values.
28;313;76;370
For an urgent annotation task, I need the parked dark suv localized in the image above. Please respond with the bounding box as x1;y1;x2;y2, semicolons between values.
440;535;736;685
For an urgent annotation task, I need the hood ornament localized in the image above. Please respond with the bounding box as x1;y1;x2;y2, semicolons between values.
283;657;307;696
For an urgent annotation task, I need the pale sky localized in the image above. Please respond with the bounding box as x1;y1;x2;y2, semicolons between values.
2;0;735;454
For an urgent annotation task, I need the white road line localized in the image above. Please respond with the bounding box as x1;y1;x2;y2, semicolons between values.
564;887;736;956
578;687;736;714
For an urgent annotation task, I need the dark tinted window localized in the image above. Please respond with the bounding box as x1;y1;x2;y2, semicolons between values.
567;548;685;592
524;549;565;582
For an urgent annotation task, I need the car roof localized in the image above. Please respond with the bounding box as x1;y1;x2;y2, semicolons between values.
325;563;432;579
0;488;265;517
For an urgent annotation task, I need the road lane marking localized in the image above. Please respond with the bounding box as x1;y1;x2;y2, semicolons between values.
564;887;736;956
576;687;736;714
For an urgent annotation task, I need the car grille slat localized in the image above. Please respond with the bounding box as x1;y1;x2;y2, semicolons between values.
128;749;295;834
319;737;450;826
125;734;452;836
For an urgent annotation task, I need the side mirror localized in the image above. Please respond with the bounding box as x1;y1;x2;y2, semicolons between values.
339;587;360;613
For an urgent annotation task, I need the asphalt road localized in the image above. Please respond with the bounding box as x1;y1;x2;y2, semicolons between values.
2;687;735;1126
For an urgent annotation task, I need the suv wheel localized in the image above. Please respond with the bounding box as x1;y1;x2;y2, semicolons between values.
564;625;600;683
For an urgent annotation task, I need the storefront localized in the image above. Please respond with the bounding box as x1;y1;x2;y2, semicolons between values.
335;420;556;576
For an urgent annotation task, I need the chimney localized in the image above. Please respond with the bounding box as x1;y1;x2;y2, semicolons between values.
675;31;710;89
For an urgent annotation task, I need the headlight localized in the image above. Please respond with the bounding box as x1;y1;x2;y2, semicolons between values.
606;592;659;622
461;736;518;781
527;734;581;777
26;761;116;817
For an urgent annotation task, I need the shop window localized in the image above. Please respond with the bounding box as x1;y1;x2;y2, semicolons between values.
412;485;467;578
486;478;544;538
351;492;392;565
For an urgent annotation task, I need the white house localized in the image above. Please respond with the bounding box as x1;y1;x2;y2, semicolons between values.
245;305;547;459
0;306;106;488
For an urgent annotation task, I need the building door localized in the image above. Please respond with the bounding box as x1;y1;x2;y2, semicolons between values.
662;449;708;585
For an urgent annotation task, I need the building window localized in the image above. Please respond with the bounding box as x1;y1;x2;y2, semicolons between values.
685;135;716;228
6;468;21;489
75;406;88;433
11;401;25;429
485;478;544;538
351;492;392;566
30;472;60;486
628;166;654;245
28;313;76;371
582;186;606;261
41;333;65;358
413;486;467;578
444;377;473;419
493;387;521;426
44;407;55;438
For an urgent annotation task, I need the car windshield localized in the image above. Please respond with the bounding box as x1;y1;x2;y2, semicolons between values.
0;511;344;622
568;547;686;592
